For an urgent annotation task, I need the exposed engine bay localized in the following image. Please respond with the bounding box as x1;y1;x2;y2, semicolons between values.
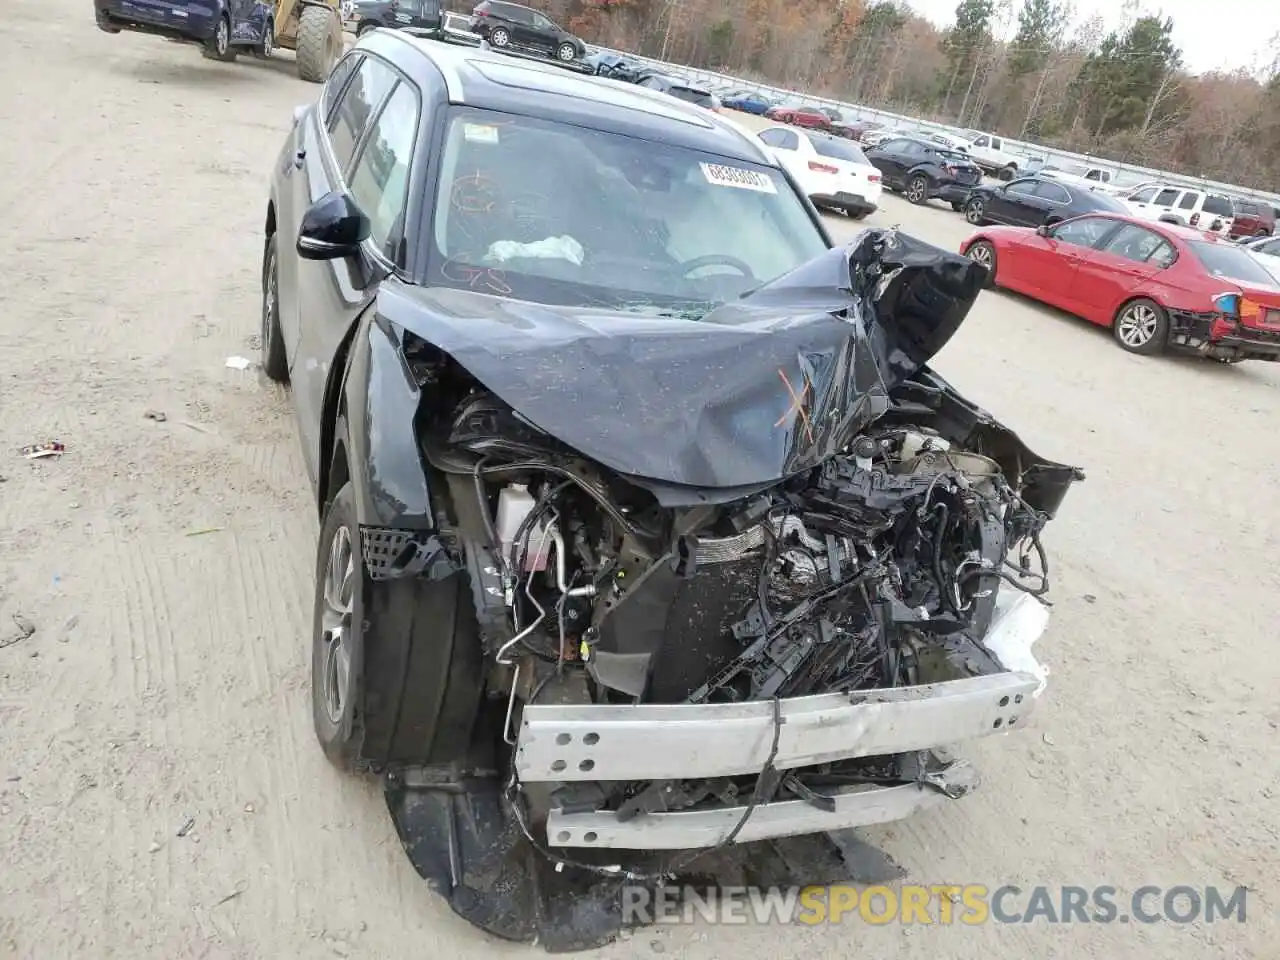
371;228;1083;943
424;374;1072;834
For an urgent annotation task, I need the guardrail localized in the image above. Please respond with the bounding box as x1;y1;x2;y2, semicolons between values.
589;45;1280;210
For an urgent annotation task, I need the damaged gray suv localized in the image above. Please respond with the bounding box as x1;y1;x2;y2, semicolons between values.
261;29;1083;948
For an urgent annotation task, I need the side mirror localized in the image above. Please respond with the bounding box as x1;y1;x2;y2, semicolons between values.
1036;225;1051;237
297;191;372;261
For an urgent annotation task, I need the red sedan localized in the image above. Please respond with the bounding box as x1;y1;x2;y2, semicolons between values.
764;104;832;130
959;213;1280;362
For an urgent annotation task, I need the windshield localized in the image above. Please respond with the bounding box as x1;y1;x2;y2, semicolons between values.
426;108;829;314
1189;242;1279;286
811;137;870;164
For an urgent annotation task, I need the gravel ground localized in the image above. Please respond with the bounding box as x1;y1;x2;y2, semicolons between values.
1;4;1276;957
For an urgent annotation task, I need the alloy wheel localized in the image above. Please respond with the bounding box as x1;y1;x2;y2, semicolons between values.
215;18;228;56
1117;303;1159;348
491;27;509;46
557;42;575;61
907;179;926;202
965;200;984;224
967;243;993;269
261;247;278;353
261;21;273;57
319;525;355;726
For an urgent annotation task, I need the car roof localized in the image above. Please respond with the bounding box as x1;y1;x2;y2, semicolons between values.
1065;212;1229;244
367;33;772;164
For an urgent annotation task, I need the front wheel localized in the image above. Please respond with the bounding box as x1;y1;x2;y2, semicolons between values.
254;18;274;59
556;41;576;61
964;197;986;225
295;5;341;83
202;15;237;61
1113;298;1169;355
260;234;288;383
965;240;997;287
905;175;929;204
311;476;486;771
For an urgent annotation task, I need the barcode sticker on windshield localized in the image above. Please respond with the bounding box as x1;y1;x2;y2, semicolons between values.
700;162;777;194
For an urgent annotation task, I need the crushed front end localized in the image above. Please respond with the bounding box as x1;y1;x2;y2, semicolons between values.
373;228;1083;947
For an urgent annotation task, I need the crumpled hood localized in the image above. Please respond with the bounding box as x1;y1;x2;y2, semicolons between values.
376;229;987;490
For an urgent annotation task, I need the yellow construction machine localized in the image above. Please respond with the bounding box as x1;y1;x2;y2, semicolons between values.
274;0;346;83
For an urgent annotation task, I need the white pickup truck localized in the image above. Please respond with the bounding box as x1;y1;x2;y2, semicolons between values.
956;130;1023;180
920;129;1022;179
1035;163;1115;189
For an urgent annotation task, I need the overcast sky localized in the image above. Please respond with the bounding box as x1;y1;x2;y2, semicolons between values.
901;0;1278;76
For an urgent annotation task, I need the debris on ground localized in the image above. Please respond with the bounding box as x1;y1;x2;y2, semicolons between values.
185;527;225;537
143;410;167;422
213;882;248;908
0;614;36;650
20;441;65;460
225;356;252;371
148;841;162;854
177;817;196;838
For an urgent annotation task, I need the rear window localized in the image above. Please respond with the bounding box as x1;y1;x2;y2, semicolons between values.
1189;242;1278;285
937;149;970;163
811;137;870;164
669;86;714;109
1202;194;1234;217
1235;200;1260;216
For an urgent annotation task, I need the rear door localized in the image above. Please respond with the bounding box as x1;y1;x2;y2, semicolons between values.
116;0;202;31
1029;179;1072;226
867;138;914;187
1071;223;1172;323
1124;186;1161;220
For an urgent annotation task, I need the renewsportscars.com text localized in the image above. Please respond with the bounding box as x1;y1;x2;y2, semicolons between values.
621;884;1248;926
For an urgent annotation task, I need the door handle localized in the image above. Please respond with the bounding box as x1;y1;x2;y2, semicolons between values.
294;148;306;169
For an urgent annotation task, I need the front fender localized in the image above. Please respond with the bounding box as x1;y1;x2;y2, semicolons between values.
342;310;437;531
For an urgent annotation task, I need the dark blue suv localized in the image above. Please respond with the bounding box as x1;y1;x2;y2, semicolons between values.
95;0;276;62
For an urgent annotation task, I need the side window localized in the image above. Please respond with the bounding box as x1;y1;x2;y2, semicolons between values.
879;138;911;152
532;12;552;28
990;136;1002;150
1051;217;1113;248
758;129;786;147
1176;191;1198;210
1149;241;1176;268
1259;238;1280;256
1130;187;1158;203
322;53;362;120
347;81;421;260
328;56;398;173
1033;181;1071;203
1101;224;1167;262
972;135;989;147
1006;178;1038;196
1153;188;1180;207
777;130;800;150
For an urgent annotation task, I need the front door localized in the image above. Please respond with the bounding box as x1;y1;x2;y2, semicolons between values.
1013;215;1119;309
986;178;1040;225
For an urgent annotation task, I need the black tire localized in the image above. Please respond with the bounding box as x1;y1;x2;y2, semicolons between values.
905;174;929;205
260;234;289;383
950;201;965;212
489;26;510;47
202;15;237;61
1112;297;1169;355
254;17;274;59
556;41;576;61
95;11;121;33
966;240;997;287
964;197;986;225
312;478;485;771
296;4;341;83
848;209;870;220
357;20;377;36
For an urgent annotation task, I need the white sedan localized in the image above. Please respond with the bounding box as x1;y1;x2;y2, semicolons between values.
755;125;883;219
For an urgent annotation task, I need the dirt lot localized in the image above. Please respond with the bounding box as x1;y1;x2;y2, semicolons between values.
1;4;1277;957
